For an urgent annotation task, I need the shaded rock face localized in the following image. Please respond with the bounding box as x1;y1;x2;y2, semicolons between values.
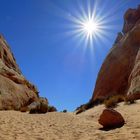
98;109;125;129
123;5;140;34
28;98;57;114
29;97;49;114
91;5;140;103
0;35;39;110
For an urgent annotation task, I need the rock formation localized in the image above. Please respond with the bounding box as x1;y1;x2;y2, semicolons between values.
29;97;49;114
98;109;125;129
123;5;140;34
90;5;140;103
0;35;39;110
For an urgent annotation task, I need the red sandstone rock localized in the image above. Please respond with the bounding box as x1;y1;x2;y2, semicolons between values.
0;35;39;110
114;32;123;44
90;5;140;103
123;5;140;34
98;109;125;129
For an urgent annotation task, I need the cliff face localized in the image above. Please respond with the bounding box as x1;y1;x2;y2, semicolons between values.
0;35;38;110
91;5;140;102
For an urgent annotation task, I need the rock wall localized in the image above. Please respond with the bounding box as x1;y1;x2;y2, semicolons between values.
0;35;39;110
91;5;140;103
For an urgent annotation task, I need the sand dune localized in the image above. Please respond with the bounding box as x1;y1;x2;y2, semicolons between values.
0;100;140;140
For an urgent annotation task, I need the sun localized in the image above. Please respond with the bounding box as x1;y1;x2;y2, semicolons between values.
82;19;99;37
64;1;111;45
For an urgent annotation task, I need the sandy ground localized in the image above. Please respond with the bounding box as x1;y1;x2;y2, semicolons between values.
0;100;140;140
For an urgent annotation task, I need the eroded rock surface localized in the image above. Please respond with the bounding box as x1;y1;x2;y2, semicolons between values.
90;5;140;103
123;5;140;34
0;35;39;110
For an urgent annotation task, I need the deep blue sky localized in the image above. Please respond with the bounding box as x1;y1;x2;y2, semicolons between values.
0;0;139;111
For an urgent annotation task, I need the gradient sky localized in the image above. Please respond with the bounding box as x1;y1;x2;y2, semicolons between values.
0;0;140;111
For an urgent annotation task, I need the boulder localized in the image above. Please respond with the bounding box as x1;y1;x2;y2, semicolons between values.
29;97;49;114
98;109;125;129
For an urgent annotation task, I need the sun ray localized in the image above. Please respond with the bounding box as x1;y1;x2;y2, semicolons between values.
47;0;132;51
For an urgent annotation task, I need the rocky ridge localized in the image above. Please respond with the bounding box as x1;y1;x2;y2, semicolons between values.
0;35;39;110
90;5;140;103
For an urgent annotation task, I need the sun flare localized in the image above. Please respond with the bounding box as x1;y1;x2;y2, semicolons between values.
82;19;99;37
65;1;112;46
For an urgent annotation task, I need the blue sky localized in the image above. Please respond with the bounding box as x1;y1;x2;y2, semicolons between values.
0;0;139;111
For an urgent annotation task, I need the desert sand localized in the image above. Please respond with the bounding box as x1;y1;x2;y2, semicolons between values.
0;100;140;140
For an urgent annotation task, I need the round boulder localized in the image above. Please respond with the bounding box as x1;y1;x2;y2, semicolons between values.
98;109;125;129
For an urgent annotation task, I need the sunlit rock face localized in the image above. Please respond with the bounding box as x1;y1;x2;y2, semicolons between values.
91;5;140;102
127;47;140;100
0;35;39;110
